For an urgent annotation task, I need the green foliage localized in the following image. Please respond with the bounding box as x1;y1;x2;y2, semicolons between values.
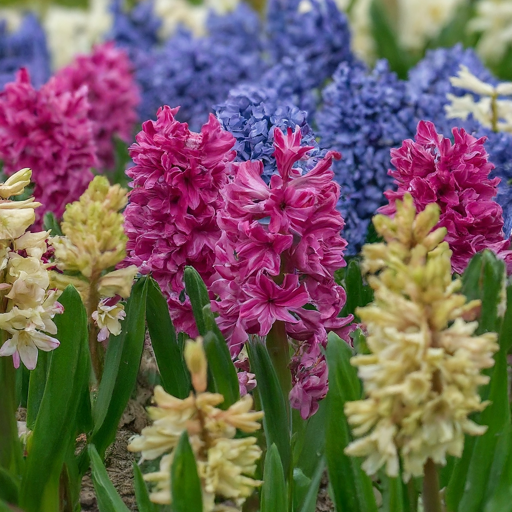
325;332;377;512
43;212;63;237
133;462;157;512
338;259;374;320
171;431;204;512
261;444;287;512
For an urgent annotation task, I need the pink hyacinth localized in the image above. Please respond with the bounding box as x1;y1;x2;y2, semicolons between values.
0;69;96;222
380;121;512;274
212;126;354;418
54;42;140;171
124;106;236;334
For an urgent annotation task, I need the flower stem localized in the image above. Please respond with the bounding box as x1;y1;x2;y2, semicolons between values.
0;352;22;474
266;321;291;416
423;459;443;512
87;276;103;386
491;93;499;132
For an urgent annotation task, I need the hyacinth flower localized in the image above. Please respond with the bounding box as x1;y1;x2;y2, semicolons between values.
344;195;498;508
0;68;97;224
54;41;140;171
215;84;320;183
124;106;236;336
0;13;50;90
0;168;63;370
317;60;416;254
380;121;512;275
128;337;263;509
134;4;265;130
50;176;138;382
213;127;354;418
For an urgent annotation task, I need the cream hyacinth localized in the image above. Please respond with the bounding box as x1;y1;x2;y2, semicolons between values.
0;168;63;370
344;194;499;480
128;337;263;510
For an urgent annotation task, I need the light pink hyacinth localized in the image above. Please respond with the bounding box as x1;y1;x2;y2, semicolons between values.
55;42;140;171
212;126;354;418
0;69;96;223
124;106;236;334
380;121;512;274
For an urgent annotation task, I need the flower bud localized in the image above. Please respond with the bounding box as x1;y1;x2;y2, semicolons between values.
185;337;208;393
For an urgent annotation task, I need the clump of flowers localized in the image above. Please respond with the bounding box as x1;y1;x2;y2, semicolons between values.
135;5;265;130
54;41;140;171
0;13;50;89
344;194;499;480
215;84;319;182
317;60;416;254
128;337;263;510
50;176;138;380
0;168;63;370
124;106;236;335
0;69;97;223
380;120;512;274
212;126;354;418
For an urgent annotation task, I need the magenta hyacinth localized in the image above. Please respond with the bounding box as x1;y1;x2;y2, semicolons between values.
0;68;96;222
124;106;236;334
212;127;354;418
55;42;140;170
380;121;512;274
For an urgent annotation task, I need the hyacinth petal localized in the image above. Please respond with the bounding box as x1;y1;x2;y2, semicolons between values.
18;340;38;371
0;337;17;357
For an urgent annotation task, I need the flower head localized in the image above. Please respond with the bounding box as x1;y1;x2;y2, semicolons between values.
54;41;140;170
317;60;416;254
381;121;512;274
128;338;263;509
124;106;236;334
0;68;96;223
344;194;499;480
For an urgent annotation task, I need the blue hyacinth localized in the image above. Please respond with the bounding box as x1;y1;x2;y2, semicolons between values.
135;4;266;129
265;0;354;89
0;13;50;89
215;83;321;183
317;60;416;254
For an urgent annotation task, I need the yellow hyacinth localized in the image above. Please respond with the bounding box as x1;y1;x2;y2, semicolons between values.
128;338;263;510
344;194;499;481
49;176;138;380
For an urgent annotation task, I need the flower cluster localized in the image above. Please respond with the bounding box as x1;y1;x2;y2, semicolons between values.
344;194;498;480
0;69;97;223
0;13;50;89
128;337;263;510
215;84;319;183
50;176;137;348
317;60;416;254
54;41;140;170
124;107;235;335
212;127;354;418
0;169;63;370
135;5;265;129
266;0;353;88
380;121;512;274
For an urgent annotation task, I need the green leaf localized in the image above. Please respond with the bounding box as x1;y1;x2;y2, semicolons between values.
20;286;89;512
0;499;13;512
146;278;190;399
298;458;326;512
483;432;512;512
292;468;311;512
261;444;287;512
183;266;210;336
88;444;130;512
369;0;411;79
248;340;291;477
340;260;374;320
381;475;405;512
26;351;49;430
91;277;149;459
325;332;377;512
0;466;19;504
171;431;203;512
133;463;157;512
42;211;63;236
202;331;239;409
